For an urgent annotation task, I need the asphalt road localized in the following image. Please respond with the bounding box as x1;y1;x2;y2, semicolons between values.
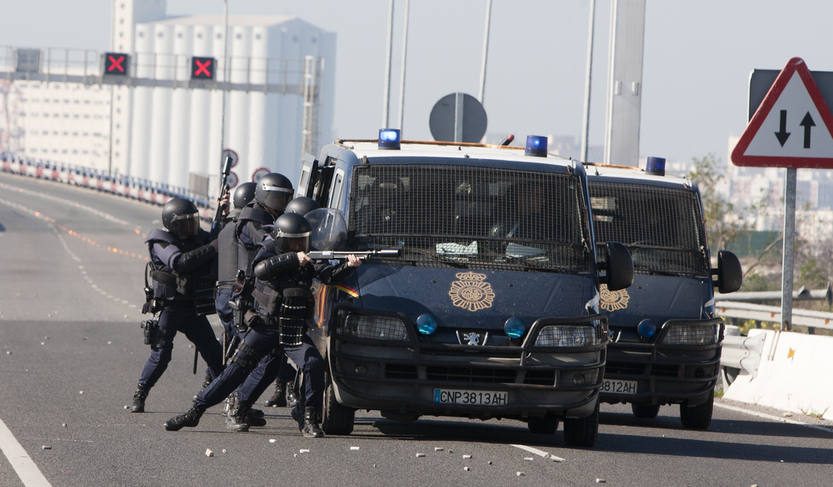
0;171;832;487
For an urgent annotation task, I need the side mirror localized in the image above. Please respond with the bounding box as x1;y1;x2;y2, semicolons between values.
714;250;742;293
604;241;634;291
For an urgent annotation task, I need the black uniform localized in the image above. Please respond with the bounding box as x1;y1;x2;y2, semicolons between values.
164;236;354;435
133;228;224;409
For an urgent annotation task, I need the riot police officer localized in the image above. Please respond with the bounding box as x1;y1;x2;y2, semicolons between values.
215;182;257;363
264;196;320;408
130;198;224;413
164;213;360;437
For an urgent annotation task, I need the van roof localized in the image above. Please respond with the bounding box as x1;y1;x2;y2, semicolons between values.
583;162;692;188
336;139;577;169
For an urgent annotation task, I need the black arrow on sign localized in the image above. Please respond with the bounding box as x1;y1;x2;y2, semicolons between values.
775;110;791;146
800;112;815;149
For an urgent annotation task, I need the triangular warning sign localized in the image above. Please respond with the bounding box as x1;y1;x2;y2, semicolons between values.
732;57;833;168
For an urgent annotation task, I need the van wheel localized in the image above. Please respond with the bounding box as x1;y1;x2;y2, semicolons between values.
527;417;558;435
563;403;599;447
631;403;660;419
680;391;713;430
321;379;355;435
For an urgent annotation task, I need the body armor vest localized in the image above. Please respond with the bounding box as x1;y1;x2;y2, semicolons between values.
145;228;216;314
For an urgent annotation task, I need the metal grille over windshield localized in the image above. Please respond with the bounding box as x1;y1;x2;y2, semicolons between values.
589;182;708;276
348;163;591;272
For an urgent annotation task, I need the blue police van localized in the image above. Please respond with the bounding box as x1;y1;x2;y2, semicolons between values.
295;130;633;446
585;159;742;429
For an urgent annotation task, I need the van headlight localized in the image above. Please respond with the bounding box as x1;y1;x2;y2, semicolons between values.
341;314;409;342
661;323;720;345
534;325;599;348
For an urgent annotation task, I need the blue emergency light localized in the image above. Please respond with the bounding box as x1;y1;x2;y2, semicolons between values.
637;319;658;339
416;313;438;335
504;317;526;339
378;128;401;150
646;156;666;176
524;135;548;157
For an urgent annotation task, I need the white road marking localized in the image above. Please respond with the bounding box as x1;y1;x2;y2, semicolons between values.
510;444;566;462
715;402;833;434
0;417;52;486
50;226;81;263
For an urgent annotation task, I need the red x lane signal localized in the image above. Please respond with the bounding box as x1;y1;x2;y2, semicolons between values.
104;52;128;76
191;56;215;80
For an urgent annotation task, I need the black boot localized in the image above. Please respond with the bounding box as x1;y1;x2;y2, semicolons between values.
164;405;205;431
130;384;148;413
265;381;287;407
300;407;324;438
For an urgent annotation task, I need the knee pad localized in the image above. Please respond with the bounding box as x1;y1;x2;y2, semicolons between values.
230;342;260;370
151;346;173;365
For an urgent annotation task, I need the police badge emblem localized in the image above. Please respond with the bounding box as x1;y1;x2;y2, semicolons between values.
600;283;630;312
448;272;495;312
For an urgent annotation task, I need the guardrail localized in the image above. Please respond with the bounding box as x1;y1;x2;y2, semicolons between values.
716;300;833;331
0;156;217;221
715;283;832;304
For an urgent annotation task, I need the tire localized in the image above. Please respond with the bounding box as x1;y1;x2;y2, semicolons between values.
321;379;355;435
527;417;558;435
680;390;713;430
563;402;599;447
631;403;660;419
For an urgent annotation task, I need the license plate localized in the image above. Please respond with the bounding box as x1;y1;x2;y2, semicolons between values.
433;388;508;407
601;378;638;395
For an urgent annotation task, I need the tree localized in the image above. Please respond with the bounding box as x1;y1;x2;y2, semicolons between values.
687;153;750;252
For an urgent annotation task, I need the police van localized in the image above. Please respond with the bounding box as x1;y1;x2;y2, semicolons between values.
295;130;633;447
584;158;742;429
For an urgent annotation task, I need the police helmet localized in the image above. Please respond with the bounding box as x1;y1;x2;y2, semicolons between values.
274;212;312;252
232;182;257;209
255;173;294;214
162;198;200;239
284;196;320;217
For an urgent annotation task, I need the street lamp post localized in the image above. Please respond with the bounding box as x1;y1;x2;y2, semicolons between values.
219;0;229;172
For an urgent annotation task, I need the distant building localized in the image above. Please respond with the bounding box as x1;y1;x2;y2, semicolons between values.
2;0;336;194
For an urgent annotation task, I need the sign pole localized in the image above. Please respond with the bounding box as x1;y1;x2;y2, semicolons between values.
781;167;797;331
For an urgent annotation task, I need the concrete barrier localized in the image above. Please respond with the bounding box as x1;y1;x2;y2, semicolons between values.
724;329;833;421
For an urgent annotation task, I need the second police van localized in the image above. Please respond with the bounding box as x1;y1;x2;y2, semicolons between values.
585;158;742;429
295;130;634;447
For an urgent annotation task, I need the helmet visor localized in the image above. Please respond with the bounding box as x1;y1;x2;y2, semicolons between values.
286;236;310;252
169;212;200;238
261;184;292;212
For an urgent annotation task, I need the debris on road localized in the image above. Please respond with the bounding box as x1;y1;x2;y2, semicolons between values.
416;453;426;458
550;455;565;462
61;423;67;428
434;447;443;452
595;479;606;484
463;467;471;472
5;350;10;355
205;449;214;457
41;445;51;450
350;446;360;451
523;457;534;462
78;390;84;395
299;449;310;454
462;454;472;459
269;439;277;444
516;472;525;477
221;449;227;454
487;461;493;465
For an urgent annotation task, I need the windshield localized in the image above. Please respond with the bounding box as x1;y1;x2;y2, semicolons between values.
347;163;593;272
589;181;709;276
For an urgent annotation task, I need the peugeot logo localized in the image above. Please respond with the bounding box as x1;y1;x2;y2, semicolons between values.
462;331;481;346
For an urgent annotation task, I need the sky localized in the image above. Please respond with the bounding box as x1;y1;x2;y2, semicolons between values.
2;0;833;164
